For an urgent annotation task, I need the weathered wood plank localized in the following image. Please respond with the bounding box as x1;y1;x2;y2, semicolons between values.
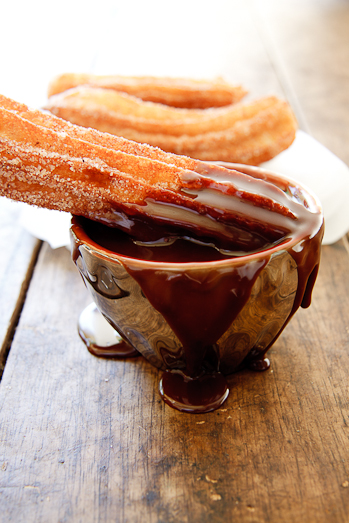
0;242;349;523
0;199;41;375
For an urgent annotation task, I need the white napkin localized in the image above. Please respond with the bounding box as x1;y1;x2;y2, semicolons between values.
262;130;349;245
18;206;71;249
16;131;349;248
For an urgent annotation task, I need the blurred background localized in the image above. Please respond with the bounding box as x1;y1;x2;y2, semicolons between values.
0;0;270;106
0;0;348;161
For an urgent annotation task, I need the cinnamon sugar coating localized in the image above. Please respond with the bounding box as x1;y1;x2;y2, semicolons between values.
47;73;247;109
0;93;297;243
45;86;297;165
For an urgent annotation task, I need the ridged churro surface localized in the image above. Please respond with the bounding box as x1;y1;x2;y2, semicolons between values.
0;93;299;245
48;73;247;108
45;86;297;165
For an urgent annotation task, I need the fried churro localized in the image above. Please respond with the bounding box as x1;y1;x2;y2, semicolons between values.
0;85;324;418
47;73;247;108
44;86;297;165
1;93;300;249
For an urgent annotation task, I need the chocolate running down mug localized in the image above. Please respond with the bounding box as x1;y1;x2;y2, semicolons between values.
70;165;323;413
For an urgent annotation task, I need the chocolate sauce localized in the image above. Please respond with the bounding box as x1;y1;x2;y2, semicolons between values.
71;163;323;413
159;370;229;413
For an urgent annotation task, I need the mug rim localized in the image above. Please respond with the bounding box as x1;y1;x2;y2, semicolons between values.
70;168;323;271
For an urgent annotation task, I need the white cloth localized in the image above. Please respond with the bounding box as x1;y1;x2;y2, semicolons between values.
262;130;349;244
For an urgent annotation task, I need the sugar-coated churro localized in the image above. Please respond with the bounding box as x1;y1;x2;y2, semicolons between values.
0;93;298;248
47;73;247;108
45;86;297;165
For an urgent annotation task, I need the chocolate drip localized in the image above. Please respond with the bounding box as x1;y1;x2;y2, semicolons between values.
77;303;139;359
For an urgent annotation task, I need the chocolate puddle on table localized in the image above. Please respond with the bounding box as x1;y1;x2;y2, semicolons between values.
71;164;323;413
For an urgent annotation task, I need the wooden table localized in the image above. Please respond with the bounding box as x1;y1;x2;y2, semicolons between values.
1;1;349;521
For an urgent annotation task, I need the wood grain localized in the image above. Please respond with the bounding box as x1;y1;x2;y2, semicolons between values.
0;243;349;523
0;1;349;522
0;199;41;376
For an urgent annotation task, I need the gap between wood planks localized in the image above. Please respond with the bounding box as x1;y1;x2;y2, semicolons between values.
0;240;42;380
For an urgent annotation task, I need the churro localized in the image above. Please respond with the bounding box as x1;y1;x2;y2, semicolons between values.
0;93;298;248
45;86;297;165
47;73;247;108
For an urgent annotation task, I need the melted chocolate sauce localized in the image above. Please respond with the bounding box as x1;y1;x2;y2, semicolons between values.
71;163;323;413
159;370;229;413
